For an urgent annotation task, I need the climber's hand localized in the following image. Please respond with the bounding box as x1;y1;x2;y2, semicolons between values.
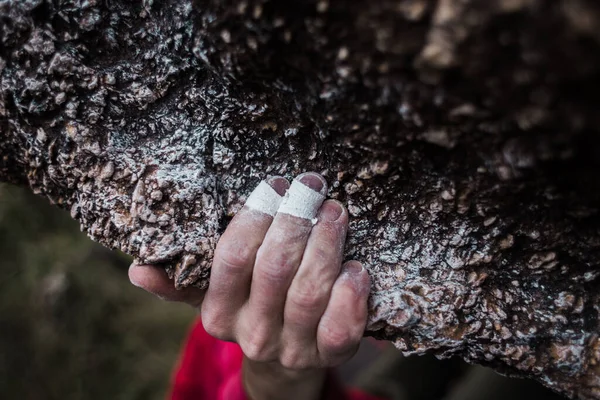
129;172;371;400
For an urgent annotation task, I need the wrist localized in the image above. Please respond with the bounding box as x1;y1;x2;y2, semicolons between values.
242;356;327;400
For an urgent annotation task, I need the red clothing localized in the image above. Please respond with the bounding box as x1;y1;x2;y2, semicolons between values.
170;319;385;400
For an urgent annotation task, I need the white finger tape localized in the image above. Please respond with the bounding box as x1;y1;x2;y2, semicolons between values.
245;180;283;216
278;179;326;223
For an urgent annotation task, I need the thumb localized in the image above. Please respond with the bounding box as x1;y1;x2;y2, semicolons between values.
128;263;205;308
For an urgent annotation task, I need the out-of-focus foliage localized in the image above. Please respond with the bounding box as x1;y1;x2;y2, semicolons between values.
0;184;196;400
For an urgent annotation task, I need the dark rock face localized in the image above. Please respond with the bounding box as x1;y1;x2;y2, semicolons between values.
1;0;600;397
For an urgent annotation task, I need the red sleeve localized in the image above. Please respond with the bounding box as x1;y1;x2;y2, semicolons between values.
169;319;386;400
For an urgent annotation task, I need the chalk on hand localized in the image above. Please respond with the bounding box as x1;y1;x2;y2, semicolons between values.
277;178;326;224
244;180;284;216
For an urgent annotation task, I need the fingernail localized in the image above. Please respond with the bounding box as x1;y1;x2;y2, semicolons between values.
267;176;290;196
318;200;343;222
344;261;364;275
296;172;327;195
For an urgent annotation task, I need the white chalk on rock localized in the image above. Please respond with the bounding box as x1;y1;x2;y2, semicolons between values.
245;180;284;216
278;179;326;224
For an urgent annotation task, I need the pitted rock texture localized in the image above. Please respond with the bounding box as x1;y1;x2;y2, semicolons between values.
1;0;600;398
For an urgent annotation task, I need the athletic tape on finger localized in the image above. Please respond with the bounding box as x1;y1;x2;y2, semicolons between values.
277;179;326;224
245;180;284;216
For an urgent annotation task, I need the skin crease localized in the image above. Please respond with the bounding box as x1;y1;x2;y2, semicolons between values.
128;172;371;400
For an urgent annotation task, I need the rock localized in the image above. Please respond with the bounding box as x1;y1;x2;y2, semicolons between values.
1;0;600;397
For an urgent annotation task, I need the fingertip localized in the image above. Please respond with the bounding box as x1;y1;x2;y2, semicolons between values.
276;172;327;222
128;263;204;306
267;176;290;196
317;199;347;224
296;172;327;195
244;178;287;217
341;261;371;297
128;262;141;286
128;262;165;290
342;260;363;273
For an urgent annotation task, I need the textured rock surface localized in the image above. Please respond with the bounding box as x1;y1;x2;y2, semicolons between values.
1;0;600;398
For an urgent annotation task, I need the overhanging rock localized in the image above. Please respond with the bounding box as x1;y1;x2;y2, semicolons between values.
1;0;599;398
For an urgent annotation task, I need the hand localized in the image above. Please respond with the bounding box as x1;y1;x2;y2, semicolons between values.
129;172;371;400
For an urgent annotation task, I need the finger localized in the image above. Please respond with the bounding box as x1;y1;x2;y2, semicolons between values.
280;200;348;367
128;263;205;307
238;172;327;361
317;261;371;367
201;176;289;340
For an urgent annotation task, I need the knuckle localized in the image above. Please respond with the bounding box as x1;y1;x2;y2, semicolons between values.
267;221;311;249
214;243;254;274
259;263;287;284
202;312;230;341
313;245;332;262
319;324;357;354
256;252;298;284
279;351;310;370
241;335;274;363
279;359;297;370
277;215;314;232
289;282;327;314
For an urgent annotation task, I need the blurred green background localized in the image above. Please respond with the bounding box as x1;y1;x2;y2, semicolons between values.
0;184;196;400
